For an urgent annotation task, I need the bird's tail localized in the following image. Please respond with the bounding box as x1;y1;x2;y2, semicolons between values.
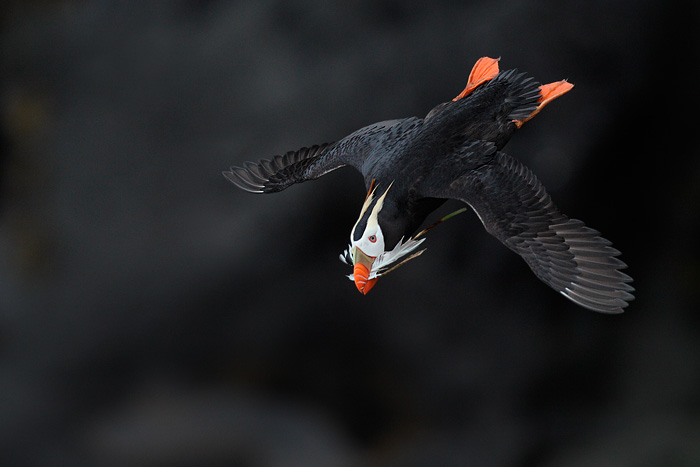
453;56;574;129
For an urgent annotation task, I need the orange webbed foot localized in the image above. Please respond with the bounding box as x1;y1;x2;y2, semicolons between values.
537;80;574;108
453;56;500;101
513;79;574;128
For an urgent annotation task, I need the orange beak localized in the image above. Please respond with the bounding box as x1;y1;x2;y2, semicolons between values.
352;247;378;294
354;262;378;294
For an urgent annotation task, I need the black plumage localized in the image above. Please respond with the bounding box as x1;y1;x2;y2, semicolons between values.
224;58;634;313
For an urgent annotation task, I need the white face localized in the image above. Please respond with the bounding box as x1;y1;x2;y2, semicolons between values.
349;182;391;260
351;222;385;259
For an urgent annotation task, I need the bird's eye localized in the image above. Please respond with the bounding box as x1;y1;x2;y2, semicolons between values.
369;235;377;243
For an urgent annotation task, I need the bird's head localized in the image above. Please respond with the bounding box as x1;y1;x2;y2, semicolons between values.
340;181;428;295
347;181;390;294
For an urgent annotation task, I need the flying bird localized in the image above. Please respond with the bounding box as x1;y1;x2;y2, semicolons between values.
224;57;634;313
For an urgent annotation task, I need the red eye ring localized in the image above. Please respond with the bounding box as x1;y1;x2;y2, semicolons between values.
369;235;377;243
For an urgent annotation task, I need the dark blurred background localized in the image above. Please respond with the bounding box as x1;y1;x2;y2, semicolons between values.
1;1;699;466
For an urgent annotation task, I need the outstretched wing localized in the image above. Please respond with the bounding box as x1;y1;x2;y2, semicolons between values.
223;144;335;193
431;151;634;313
224;118;421;193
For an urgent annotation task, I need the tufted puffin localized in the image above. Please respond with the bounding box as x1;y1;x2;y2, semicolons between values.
224;57;634;313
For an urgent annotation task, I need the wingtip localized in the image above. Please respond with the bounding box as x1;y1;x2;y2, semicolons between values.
223;168;264;193
560;287;632;314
